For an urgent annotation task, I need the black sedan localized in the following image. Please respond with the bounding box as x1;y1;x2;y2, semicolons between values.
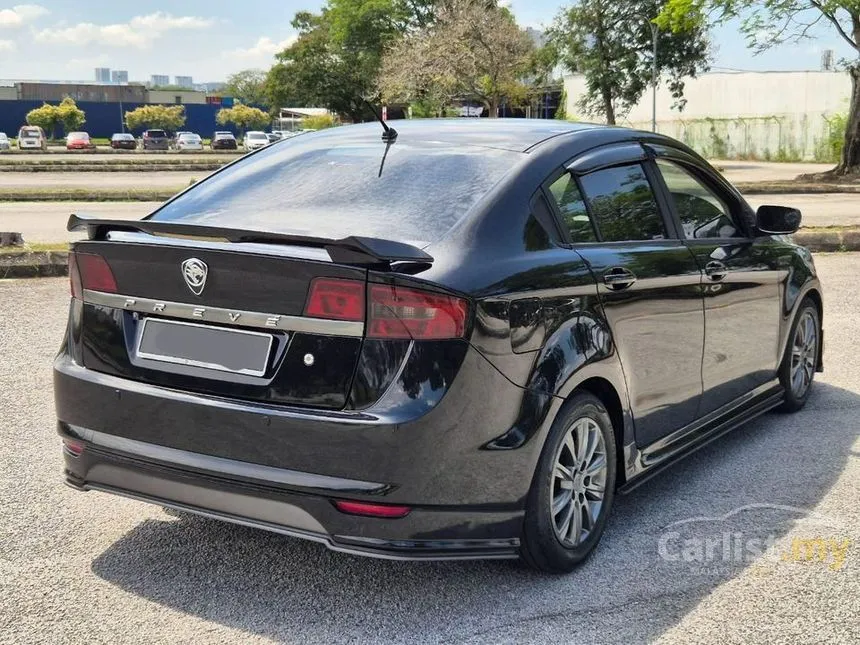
55;120;823;573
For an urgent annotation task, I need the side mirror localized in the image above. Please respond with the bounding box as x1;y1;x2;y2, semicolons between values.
756;205;801;235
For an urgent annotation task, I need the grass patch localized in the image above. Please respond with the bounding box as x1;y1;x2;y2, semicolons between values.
0;242;68;255
737;181;860;194
0;187;180;202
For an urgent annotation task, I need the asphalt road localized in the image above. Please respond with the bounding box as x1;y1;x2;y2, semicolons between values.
0;254;858;644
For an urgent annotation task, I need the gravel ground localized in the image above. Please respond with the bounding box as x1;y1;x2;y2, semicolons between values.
0;254;858;644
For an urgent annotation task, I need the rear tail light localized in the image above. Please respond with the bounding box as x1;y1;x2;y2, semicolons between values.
368;284;469;340
304;278;365;321
62;438;84;457
69;251;117;298
333;499;411;518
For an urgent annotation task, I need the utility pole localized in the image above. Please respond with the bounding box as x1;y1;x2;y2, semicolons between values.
649;21;659;132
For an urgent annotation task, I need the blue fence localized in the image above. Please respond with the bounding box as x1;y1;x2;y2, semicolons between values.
0;100;238;138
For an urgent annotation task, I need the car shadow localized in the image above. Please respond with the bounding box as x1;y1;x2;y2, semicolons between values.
91;382;859;644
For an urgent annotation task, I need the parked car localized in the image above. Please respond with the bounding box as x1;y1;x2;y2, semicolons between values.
211;131;237;150
140;129;169;151
56;120;823;573
110;133;136;150
266;133;281;144
65;132;94;151
243;130;269;151
170;131;191;149
0;132;9;151
17;125;47;151
176;132;204;151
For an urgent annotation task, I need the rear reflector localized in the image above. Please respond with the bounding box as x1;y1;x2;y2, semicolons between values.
62;438;84;457
333;500;412;518
70;252;117;298
368;285;469;340
304;278;365;321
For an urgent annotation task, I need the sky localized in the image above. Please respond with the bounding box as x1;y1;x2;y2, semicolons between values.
0;0;855;83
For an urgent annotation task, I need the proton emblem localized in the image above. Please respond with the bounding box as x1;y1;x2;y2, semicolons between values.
181;258;208;296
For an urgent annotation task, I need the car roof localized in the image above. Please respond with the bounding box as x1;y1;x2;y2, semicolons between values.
304;119;600;152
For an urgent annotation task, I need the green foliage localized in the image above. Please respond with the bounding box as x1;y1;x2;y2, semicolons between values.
555;90;568;120
26;103;59;138
224;69;269;107
550;0;710;125
57;97;86;133
815;113;848;163
265;0;434;121
124;105;186;132
216;104;271;134
301;114;340;129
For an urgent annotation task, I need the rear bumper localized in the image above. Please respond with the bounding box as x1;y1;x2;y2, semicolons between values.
60;424;521;560
55;342;553;558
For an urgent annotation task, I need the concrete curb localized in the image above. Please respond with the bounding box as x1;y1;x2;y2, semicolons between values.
0;250;69;279
0;164;224;172
0;189;181;202
2;231;859;279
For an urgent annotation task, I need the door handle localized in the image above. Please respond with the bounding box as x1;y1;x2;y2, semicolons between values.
603;267;637;291
705;260;728;281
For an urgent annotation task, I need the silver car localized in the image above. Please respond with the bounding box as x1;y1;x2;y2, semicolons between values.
0;132;9;151
243;131;269;151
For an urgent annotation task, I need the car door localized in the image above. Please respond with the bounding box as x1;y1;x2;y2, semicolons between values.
543;145;705;447
648;145;782;416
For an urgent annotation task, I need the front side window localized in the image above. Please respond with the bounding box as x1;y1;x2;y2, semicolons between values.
579;164;666;242
656;159;744;239
547;173;597;243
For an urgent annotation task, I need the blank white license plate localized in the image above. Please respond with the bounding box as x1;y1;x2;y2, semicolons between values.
137;318;273;377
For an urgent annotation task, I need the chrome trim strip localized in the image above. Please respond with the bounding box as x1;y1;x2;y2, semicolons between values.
82;289;365;337
70;425;388;494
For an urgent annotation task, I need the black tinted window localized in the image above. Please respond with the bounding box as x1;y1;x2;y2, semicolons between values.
150;133;522;244
579;164;666;242
547;173;597;243
655;159;743;239
147;130;166;137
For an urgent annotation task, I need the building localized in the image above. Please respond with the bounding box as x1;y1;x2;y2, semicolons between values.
14;82;147;102
564;70;851;161
94;68;111;83
175;76;193;89
150;75;169;87
111;70;128;84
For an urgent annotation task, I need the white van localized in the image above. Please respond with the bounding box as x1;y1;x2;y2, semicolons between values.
17;125;47;151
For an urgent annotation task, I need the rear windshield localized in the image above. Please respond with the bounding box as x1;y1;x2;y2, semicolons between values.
150;133;522;244
146;130;167;137
68;132;87;140
113;134;133;140
20;128;40;137
247;133;267;139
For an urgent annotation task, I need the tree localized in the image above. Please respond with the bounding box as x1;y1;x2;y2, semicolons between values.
659;0;860;175
216;104;271;135
379;0;534;117
550;0;710;126
224;69;269;107
57;97;86;134
26;103;60;139
266;0;437;121
124;105;186;132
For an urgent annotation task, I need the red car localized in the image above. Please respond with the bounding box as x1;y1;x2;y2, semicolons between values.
66;132;94;150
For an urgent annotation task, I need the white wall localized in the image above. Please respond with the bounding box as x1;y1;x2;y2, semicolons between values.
563;71;852;160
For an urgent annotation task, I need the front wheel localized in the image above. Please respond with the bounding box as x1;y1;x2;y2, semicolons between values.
520;392;617;573
777;298;820;412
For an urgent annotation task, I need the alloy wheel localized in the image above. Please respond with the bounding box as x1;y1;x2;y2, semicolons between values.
790;310;817;399
550;416;608;548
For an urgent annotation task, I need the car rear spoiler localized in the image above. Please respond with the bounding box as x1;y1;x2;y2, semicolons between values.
67;213;433;267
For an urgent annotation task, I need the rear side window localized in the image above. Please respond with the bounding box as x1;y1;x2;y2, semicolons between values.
150;136;522;244
655;159;744;239
579;164;666;242
547;173;597;243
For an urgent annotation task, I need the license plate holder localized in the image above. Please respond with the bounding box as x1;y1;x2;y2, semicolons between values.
136;318;274;377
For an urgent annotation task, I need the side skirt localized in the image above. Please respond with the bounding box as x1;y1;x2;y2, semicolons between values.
619;380;784;494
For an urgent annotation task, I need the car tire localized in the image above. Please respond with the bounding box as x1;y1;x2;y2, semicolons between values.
777;297;820;413
520;391;617;573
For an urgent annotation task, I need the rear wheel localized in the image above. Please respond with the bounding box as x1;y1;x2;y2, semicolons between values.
520;392;617;573
777;298;820;412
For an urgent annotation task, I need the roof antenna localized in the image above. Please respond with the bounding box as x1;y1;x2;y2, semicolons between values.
362;98;398;142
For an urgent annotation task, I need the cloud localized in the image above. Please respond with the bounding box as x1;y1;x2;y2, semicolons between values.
0;3;48;28
227;35;297;60
0;38;15;51
34;12;214;48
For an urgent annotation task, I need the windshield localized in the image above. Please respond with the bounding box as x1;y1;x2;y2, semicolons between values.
113;134;133;140
20;128;40;138
0;134;7;140
150;132;523;244
68;133;87;140
247;133;267;140
146;130;167;138
179;134;199;141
